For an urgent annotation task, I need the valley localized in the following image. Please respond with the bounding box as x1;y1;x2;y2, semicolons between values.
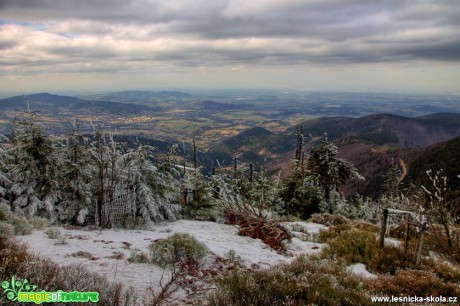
1;90;460;199
1;90;460;151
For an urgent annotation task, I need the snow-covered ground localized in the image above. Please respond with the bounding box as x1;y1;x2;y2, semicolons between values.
17;220;325;300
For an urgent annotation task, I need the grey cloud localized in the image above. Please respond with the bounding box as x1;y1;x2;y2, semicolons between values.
44;45;118;59
0;39;17;50
1;0;460;69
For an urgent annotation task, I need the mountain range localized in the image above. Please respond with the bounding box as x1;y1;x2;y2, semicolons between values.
205;113;460;199
1;92;459;199
207;113;460;165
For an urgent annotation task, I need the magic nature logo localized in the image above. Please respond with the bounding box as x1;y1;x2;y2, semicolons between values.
2;276;99;304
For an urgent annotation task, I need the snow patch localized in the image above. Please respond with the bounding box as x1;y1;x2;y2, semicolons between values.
17;220;326;299
347;263;377;279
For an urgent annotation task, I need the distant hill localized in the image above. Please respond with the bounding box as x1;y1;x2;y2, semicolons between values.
406;135;460;200
81;90;192;106
197;100;254;110
208;113;460;165
292;113;460;148
207;127;281;164
0;93;157;115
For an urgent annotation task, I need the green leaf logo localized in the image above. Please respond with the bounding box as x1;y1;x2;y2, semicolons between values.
1;276;37;301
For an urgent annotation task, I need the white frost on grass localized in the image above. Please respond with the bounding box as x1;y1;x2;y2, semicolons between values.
17;220;325;299
347;263;377;279
385;237;402;247
282;221;327;234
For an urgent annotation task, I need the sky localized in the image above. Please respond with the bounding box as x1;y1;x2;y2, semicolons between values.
1;0;460;94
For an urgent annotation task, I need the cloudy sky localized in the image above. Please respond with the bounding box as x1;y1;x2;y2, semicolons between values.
1;0;460;94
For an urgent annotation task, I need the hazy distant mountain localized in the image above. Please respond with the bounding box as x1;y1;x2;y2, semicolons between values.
407;135;460;200
207;113;460;171
81;90;192;106
0;93;157;115
196;100;254;110
291;113;460;148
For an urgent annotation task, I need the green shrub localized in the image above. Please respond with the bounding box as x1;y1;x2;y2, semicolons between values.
31;217;50;230
309;213;350;226
149;233;208;268
323;229;376;264
373;269;460;297
0;235;138;306
317;222;353;243
0;221;14;236
352;220;379;233
54;236;67;245
0;203;11;221
10;215;33;235
368;245;414;274
425;225;460;263
122;216;149;230
127;250;150;263
45;227;62;239
225;249;239;263
423;258;460;283
208;255;374;306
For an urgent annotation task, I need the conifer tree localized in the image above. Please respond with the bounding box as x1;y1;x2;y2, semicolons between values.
383;158;401;197
4;111;62;219
59;120;95;224
280;124;322;219
123;143;181;224
307;133;363;213
248;167;282;218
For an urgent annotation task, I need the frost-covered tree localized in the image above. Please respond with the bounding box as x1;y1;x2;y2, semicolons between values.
383;158;402;197
4;112;62;219
123;143;181;225
421;169;457;248
91;127;114;227
307;133;363;213
210;163;283;220
58;121;96;225
247;167;282;218
180;167;214;219
0;135;12;204
280;173;324;219
279;124;323;219
160;144;179;174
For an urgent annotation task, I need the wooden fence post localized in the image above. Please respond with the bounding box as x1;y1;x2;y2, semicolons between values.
404;214;410;255
380;208;388;248
416;217;427;266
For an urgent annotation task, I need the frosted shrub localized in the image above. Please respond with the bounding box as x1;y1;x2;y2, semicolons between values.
10;215;33;235
208;255;373;306
0;235;139;306
309;213;350;226
31;216;50;230
149;233;208;268
0;203;11;221
225;249;240;263
123;216;149;230
54;236;67;245
45;227;62;239
127;250;150;263
0;221;14;236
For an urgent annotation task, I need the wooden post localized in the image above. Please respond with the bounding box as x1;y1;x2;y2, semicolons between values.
184;188;188;207
416;217;427;266
404;214;410;255
380;208;388;248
